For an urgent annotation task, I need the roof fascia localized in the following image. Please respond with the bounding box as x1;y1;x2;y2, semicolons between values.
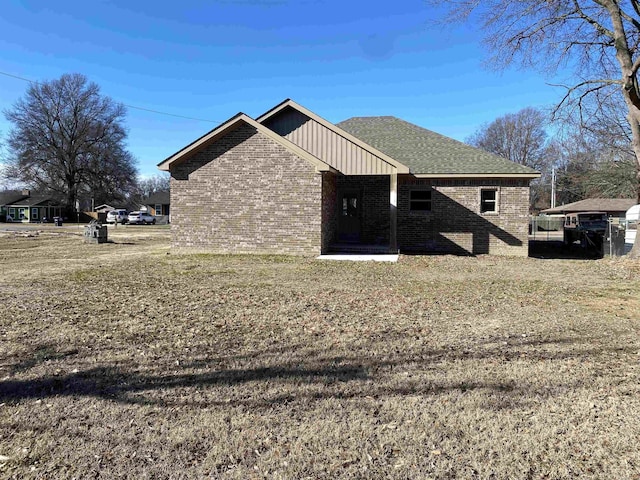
157;112;245;171
412;173;541;179
157;113;334;173
257;99;410;174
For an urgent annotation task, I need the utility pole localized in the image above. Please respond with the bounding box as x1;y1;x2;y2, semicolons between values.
551;167;556;209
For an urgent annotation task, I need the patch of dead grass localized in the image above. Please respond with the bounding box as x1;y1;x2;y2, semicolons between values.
1;232;640;478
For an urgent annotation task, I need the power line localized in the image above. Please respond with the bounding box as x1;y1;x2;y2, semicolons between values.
0;70;221;124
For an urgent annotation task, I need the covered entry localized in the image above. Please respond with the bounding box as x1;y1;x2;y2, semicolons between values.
329;174;397;253
257;99;407;254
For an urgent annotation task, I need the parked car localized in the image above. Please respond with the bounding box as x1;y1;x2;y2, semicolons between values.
127;211;156;225
106;209;128;224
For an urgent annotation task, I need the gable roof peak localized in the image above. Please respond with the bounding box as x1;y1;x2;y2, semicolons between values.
157;111;333;173
257;100;410;174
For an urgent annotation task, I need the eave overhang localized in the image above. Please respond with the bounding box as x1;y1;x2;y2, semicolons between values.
412;172;541;179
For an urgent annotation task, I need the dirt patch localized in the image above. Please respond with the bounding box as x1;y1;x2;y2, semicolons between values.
1;233;639;479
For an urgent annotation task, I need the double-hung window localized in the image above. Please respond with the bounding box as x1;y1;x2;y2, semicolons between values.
480;189;498;214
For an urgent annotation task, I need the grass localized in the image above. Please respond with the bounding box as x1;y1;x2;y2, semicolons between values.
1;227;640;479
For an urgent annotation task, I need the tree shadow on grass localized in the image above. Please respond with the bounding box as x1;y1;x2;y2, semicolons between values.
1;332;633;409
0;363;369;404
0;363;531;410
5;343;79;375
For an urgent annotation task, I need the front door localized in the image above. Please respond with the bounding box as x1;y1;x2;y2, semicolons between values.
337;190;361;243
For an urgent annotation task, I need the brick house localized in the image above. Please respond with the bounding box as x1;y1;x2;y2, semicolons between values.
158;99;539;256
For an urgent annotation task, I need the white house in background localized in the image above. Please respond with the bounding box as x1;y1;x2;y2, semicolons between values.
625;204;639;250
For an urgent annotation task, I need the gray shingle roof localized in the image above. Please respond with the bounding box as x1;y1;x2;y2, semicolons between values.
0;191;27;207
541;198;636;214
337;116;539;176
5;196;60;207
144;191;170;205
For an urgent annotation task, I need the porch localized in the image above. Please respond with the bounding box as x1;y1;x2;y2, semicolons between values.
323;173;398;254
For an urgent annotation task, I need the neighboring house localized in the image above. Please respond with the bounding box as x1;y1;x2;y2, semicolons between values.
541;198;637;221
142;191;170;219
158;99;539;256
0;189;62;222
94;204;116;213
0;190;27;220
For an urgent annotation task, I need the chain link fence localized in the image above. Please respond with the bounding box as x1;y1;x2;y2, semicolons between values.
530;215;635;257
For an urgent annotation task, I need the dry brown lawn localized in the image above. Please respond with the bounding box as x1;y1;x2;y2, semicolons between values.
1;226;639;479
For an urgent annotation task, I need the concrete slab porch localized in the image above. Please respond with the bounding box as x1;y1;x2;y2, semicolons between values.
316;253;399;262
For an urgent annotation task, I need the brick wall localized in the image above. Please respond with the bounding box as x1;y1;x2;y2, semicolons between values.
170;123;323;255
321;172;337;252
398;176;530;256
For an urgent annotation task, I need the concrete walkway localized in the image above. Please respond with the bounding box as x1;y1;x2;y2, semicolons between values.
316;253;399;262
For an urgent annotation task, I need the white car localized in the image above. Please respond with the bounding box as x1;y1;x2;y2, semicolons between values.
106;209;128;224
127;211;156;225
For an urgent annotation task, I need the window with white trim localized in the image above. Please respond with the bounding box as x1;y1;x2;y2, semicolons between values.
31;208;39;220
480;189;498;213
18;208;26;220
410;189;432;212
155;204;162;216
9;208;15;217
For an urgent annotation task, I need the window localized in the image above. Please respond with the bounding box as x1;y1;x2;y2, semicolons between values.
410;189;432;212
480;189;498;213
9;208;15;217
18;208;26;220
155;204;162;216
342;196;358;217
31;208;39;220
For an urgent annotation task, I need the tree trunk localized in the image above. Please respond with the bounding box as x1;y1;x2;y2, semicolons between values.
602;0;640;258
66;176;77;214
623;101;640;257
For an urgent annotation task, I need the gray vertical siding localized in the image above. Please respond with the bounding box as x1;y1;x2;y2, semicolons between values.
263;108;396;175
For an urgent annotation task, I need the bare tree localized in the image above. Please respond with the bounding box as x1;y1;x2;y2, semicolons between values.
137;173;170;199
548;131;601;204
85;147;138;208
549;89;637;199
3;73;138;211
438;0;640;253
467;107;549;169
587;156;637;195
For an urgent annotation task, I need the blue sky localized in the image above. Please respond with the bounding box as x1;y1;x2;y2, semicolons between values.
0;0;562;178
